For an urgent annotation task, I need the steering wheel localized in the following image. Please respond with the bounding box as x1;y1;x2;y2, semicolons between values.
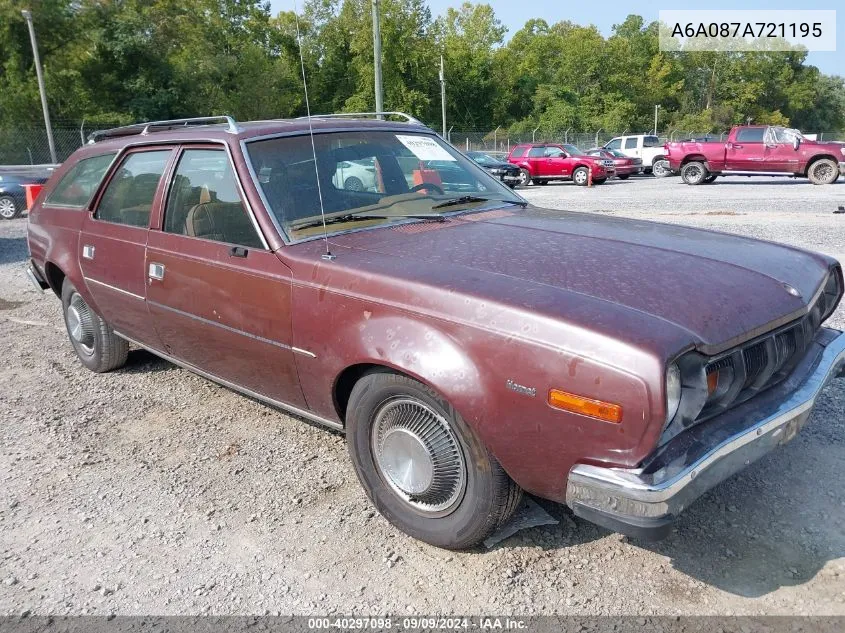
409;182;444;195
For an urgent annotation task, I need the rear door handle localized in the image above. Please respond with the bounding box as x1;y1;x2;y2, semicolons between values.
733;144;743;149
148;262;165;281
82;245;95;260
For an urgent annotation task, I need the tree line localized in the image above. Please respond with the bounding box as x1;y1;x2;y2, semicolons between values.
1;0;843;136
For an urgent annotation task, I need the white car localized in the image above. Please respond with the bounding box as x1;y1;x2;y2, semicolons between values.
333;159;377;191
604;134;671;177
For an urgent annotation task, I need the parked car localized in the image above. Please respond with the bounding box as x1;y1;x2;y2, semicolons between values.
585;148;643;179
666;125;845;185
508;143;614;186
332;158;377;191
604;134;670;177
26;114;845;550
467;151;521;187
0;170;51;220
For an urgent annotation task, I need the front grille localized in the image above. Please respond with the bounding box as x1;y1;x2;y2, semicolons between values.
742;341;768;388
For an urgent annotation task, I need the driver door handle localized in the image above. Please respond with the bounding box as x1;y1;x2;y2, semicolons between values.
148;262;165;281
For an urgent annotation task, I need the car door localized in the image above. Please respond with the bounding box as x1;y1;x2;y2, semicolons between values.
621;137;639;159
144;145;306;408
763;128;801;173
543;146;570;177
526;146;547;176
79;147;175;348
726;127;766;170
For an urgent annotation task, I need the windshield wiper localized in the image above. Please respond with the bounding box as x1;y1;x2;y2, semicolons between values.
294;213;446;231
431;195;489;210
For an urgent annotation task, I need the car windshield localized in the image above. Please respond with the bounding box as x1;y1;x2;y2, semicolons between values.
609;150;628;158
246;131;522;242
561;144;582;155
469;153;497;165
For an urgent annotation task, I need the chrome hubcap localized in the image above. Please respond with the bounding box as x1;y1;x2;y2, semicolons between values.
372;397;466;516
653;161;668;176
575;171;586;184
814;163;833;181
0;198;16;218
67;293;95;354
519;171;529;185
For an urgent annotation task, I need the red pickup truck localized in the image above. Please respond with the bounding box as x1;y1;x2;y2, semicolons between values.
666;126;845;185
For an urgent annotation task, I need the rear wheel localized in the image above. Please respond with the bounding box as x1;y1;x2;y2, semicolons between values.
617;174;630;180
346;371;522;549
573;167;589;186
807;158;839;185
0;195;20;220
681;161;708;185
652;159;671;178
61;279;128;373
344;176;365;191
517;169;531;187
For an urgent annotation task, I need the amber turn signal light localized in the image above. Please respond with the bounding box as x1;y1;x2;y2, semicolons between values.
548;389;623;423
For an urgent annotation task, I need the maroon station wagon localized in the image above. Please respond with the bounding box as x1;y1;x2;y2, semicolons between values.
26;114;845;549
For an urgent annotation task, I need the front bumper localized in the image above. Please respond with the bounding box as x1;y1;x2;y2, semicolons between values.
25;259;48;293
838;161;845;174
566;327;845;540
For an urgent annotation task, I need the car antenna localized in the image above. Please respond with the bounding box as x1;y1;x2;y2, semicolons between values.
293;0;334;261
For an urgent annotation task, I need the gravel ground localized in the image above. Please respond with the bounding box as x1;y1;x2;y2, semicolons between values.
1;176;844;617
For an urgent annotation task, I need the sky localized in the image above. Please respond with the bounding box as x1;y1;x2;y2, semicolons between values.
269;0;842;76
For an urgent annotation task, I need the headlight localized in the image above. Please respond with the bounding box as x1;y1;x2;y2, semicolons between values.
840;147;845;156
665;363;682;424
820;269;842;321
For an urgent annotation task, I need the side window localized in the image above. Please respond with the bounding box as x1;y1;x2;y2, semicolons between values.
45;153;115;208
96;151;171;227
736;128;766;143
164;149;263;248
510;146;527;158
544;147;566;158
606;138;622;150
623;138;638;150
527;147;546;158
643;136;661;148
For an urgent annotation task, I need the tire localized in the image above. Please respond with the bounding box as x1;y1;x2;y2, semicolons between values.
651;159;671;178
681;161;708;185
703;174;718;184
343;176;365;191
0;195;20;220
573;167;589;186
807;158;839;185
517;168;531;187
346;371;522;550
61;279;128;373
532;179;548;186
617;174;630;180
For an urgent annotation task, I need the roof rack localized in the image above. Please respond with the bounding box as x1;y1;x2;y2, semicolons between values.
88;115;239;143
299;112;423;125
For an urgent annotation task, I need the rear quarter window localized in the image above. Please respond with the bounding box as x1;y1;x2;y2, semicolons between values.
643;136;661;148
45;153;116;208
510;146;527;158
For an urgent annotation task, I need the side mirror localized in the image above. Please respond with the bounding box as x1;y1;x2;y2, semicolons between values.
792;137;801;151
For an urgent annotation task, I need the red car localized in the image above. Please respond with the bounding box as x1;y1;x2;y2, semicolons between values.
666;125;845;185
508;143;614;186
25;114;845;549
586;148;643;179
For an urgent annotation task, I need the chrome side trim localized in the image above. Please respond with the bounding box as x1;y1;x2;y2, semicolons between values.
114;332;342;431
147;299;294;351
83;277;144;301
566;329;845;524
25;263;46;294
292;347;317;358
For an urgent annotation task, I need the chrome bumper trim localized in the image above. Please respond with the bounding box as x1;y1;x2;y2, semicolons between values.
25;262;46;294
566;329;845;534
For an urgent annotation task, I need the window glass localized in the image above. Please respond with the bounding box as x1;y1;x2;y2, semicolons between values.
606;138;622;150
164;149;263;248
643;136;661;148
96;151;171;227
510;146;527;158
623;138;638;150
246;131;522;242
45;153;115;208
736;128;766;142
527;147;546;157
544;147;565;158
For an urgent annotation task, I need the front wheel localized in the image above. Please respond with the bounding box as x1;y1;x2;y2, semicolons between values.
807;159;839;185
346;371;522;549
0;195;20;220
517;168;531;187
681;161;708;185
651;159;671;178
573;167;589;186
344;176;365;191
61;279;128;373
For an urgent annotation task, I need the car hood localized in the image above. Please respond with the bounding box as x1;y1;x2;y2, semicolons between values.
320;207;834;357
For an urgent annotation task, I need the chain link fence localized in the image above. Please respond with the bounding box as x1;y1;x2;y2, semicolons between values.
2;122;844;166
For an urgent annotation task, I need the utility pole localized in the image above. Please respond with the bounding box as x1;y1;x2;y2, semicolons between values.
654;104;662;135
21;9;57;164
439;55;446;138
371;0;383;117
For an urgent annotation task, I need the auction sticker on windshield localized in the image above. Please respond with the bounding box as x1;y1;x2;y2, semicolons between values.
396;135;456;161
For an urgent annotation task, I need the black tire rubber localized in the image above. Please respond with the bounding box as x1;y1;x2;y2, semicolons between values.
61;279;129;373
573;167;589;186
0;195;21;220
344;176;365;191
518;169;531;187
617;174;630;180
703;174;718;184
807;158;839;185
593;178;607;185
681;161;708;185
346;371;523;550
